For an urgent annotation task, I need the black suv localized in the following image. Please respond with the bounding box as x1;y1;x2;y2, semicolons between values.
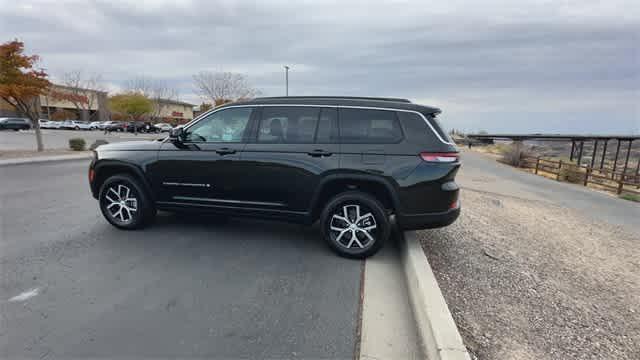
89;97;460;258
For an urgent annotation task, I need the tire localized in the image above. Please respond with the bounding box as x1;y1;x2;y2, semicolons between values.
75;126;80;130
98;174;156;230
320;191;389;259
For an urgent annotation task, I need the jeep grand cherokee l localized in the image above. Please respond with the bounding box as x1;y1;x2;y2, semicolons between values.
89;96;460;258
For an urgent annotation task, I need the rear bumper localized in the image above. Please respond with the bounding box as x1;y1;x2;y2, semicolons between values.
396;205;460;230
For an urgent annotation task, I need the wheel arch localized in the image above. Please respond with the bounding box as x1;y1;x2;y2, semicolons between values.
93;160;154;201
309;174;400;222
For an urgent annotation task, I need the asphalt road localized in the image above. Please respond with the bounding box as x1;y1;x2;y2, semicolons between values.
0;129;163;151
0;160;362;359
459;150;640;232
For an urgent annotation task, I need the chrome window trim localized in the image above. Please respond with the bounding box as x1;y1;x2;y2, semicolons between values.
177;103;454;146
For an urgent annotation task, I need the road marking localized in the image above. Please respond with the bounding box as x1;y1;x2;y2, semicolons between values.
8;288;40;302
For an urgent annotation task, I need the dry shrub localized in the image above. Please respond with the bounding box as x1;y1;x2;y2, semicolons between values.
68;138;86;151
500;142;531;167
558;163;585;184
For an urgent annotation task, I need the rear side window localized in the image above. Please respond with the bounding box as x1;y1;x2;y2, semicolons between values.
338;108;403;143
258;107;320;144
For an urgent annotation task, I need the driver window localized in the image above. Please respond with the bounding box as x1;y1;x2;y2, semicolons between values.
185;107;253;143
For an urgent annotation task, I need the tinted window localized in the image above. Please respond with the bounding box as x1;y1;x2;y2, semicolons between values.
396;111;440;146
427;113;453;143
339;108;402;143
258;107;320;144
185;107;253;143
315;108;339;143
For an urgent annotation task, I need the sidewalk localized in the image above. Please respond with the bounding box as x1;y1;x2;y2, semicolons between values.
0;152;92;167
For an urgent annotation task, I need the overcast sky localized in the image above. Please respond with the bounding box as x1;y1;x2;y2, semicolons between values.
1;0;638;134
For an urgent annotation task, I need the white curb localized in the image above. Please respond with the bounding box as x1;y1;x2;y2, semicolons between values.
0;154;92;167
400;231;471;360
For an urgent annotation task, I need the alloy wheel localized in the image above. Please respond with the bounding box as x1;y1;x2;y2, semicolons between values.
329;203;377;249
104;184;138;224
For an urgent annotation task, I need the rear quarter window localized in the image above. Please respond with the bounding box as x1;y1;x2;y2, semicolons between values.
426;114;453;143
338;108;403;144
396;111;443;146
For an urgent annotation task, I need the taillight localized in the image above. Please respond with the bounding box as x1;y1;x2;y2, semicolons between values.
88;168;95;183
419;152;459;163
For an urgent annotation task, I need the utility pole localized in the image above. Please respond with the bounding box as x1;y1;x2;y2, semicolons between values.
284;65;290;96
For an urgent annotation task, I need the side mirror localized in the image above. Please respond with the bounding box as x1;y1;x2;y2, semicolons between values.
169;126;184;141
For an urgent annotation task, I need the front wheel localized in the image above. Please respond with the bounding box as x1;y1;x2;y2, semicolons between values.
320;191;389;259
98;174;156;229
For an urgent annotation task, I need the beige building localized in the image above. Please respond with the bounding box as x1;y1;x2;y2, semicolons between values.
0;84;108;121
154;99;195;124
42;84;109;121
1;84;195;123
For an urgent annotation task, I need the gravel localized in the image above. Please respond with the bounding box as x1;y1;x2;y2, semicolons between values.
420;189;640;360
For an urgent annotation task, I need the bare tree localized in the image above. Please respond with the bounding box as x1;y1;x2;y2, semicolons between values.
126;76;179;122
192;71;260;105
51;70;105;121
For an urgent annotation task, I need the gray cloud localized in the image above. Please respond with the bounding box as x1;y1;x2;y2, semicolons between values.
1;0;638;134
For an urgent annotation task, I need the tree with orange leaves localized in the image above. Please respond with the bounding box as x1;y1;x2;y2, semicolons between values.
0;40;51;151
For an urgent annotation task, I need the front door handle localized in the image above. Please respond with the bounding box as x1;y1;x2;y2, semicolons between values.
216;147;236;155
307;149;332;157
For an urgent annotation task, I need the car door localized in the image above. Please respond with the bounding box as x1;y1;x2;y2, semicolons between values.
151;106;256;207
240;106;341;214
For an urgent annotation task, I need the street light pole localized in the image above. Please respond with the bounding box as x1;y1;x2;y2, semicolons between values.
284;65;290;96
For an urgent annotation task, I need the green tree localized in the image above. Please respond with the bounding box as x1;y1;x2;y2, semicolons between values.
0;40;51;151
108;93;153;121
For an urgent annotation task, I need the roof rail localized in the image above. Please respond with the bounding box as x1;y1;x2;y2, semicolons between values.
254;96;412;103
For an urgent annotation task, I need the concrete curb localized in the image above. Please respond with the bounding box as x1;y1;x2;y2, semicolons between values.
0;154;92;167
400;231;471;360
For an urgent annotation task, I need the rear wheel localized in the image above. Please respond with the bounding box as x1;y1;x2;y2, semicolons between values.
99;174;156;229
320;191;389;259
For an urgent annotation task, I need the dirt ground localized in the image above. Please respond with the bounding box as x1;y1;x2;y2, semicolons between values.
420;189;640;359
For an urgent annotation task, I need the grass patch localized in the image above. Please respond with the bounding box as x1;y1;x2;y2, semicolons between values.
619;193;640;202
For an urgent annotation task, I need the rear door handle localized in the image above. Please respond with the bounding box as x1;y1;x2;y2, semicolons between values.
216;147;236;155
307;149;332;157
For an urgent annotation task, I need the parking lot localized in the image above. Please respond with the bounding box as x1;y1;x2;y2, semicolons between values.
1;160;368;359
0;129;163;151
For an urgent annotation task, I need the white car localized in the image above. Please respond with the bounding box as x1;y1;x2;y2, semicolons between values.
154;123;174;132
39;120;55;129
61;120;92;130
89;121;103;130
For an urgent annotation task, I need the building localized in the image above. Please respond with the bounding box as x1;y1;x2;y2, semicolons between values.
0;84;108;121
0;84;195;123
154;99;195;124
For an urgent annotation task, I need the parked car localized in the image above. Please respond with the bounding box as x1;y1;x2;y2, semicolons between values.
61;120;92;130
154;123;174;132
0;117;31;131
88;96;460;258
104;121;127;132
89;121;103;130
39;120;55;129
126;122;159;133
98;121;114;130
